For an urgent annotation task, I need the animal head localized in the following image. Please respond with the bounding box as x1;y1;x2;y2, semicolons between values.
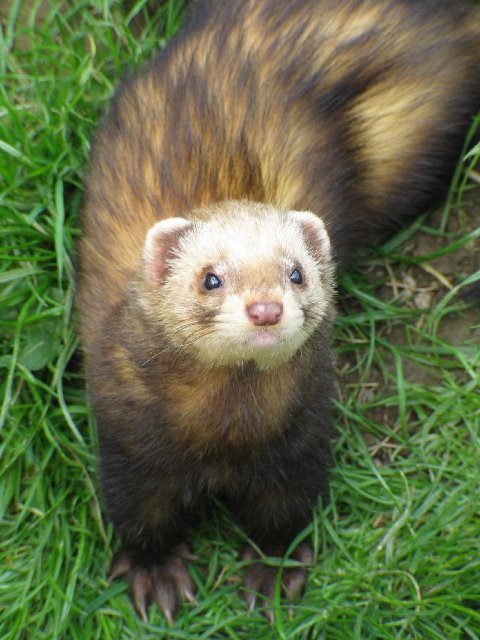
142;201;335;369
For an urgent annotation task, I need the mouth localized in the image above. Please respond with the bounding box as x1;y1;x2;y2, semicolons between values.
247;329;282;349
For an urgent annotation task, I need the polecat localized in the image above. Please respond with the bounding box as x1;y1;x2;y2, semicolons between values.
77;0;480;623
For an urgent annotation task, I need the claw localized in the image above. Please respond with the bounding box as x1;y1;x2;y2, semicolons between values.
136;600;149;624
108;544;196;623
169;555;196;600
131;569;152;623
183;589;197;605
177;542;197;562
108;550;132;581
283;566;307;601
245;592;257;611
296;543;314;565
242;541;314;621
152;573;176;623
164;608;174;626
265;607;275;624
241;546;256;562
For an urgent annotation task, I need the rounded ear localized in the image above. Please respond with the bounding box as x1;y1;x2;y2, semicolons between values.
143;217;193;286
289;210;332;264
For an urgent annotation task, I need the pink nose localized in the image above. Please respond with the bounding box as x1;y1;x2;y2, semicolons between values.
246;301;283;326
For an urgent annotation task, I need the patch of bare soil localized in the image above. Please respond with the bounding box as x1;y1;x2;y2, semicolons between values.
336;186;479;444
377;189;479;346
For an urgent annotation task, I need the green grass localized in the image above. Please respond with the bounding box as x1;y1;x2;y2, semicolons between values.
1;1;479;638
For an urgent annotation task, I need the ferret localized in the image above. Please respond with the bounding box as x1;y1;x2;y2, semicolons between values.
77;0;480;623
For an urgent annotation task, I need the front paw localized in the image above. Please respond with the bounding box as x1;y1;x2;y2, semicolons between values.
242;541;313;622
109;543;196;624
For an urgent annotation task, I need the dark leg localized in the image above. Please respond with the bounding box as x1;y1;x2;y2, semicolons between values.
100;449;198;623
232;448;330;620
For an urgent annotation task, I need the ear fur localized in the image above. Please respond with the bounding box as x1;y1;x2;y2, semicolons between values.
290;210;332;265
143;217;193;286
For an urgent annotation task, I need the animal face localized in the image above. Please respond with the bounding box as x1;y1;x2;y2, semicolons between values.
143;202;335;368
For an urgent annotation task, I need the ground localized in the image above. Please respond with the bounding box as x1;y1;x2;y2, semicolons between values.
1;1;479;639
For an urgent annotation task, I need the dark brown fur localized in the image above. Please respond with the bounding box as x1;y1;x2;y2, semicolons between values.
77;0;480;622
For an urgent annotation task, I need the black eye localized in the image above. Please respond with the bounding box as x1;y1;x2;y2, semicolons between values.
289;268;303;285
203;273;222;290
